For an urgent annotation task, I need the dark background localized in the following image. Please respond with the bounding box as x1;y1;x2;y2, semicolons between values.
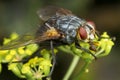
0;0;120;80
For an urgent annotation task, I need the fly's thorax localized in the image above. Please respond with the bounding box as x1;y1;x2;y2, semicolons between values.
54;15;85;44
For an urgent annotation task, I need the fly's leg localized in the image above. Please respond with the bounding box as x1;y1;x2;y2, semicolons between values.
47;40;56;78
75;43;97;60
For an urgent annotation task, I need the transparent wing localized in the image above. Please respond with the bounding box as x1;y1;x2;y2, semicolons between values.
0;35;35;50
37;6;73;21
0;27;61;50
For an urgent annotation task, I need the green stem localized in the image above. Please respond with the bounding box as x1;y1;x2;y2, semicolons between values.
62;55;80;80
72;60;90;80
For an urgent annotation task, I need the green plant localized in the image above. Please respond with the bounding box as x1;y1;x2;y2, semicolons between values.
0;32;114;80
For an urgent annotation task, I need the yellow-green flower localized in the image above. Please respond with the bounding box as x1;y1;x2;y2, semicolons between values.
33;71;45;79
21;56;52;79
0;50;9;61
22;64;32;74
10;32;19;40
3;38;11;45
18;47;25;54
0;31;114;80
96;32;114;57
8;63;25;78
3;32;19;45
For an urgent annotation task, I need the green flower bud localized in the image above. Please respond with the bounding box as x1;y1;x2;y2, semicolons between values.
8;63;25;78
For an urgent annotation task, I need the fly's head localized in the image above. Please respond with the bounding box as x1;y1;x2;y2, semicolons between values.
77;21;98;51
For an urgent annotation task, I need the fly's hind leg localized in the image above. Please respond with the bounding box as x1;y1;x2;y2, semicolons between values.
47;40;56;78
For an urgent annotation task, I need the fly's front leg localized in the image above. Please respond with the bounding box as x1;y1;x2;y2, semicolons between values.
75;43;97;60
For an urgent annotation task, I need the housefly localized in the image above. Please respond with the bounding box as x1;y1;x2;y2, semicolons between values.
0;6;98;76
0;6;97;50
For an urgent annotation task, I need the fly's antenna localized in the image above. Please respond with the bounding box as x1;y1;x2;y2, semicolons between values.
95;30;100;38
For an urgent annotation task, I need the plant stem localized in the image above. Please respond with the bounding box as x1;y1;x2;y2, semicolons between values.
62;55;80;80
73;60;90;80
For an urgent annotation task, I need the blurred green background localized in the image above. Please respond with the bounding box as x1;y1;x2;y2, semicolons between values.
0;0;120;80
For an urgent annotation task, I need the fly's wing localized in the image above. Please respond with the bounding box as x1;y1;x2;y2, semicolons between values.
0;27;61;50
0;6;72;50
37;6;73;21
0;35;35;50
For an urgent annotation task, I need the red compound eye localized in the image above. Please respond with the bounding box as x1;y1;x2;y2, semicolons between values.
79;27;87;40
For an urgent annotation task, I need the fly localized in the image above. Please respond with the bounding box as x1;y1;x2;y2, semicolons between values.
0;6;98;76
